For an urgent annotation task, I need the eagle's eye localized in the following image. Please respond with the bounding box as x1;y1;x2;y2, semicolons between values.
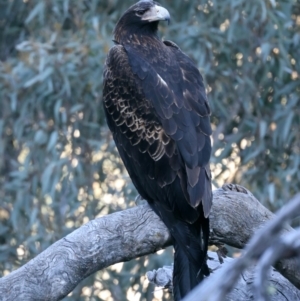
136;9;147;17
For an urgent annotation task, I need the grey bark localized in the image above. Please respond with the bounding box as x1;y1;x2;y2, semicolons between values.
0;184;299;301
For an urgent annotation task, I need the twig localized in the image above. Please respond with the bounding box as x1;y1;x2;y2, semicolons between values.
254;228;300;301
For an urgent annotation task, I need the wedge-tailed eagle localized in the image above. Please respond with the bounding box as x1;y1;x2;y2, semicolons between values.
103;1;212;299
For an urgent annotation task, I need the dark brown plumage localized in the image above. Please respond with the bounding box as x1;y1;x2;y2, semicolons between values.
103;1;212;299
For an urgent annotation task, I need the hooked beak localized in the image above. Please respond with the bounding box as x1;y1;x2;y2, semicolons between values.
141;5;170;24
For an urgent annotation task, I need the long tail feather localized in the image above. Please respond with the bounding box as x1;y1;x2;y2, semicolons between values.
172;217;210;300
149;202;210;300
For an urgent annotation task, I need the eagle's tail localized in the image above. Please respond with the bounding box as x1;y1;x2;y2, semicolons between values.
172;217;210;301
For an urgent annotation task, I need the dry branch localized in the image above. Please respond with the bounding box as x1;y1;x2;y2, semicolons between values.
0;184;299;301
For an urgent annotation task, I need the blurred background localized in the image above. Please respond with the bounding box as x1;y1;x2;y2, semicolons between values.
0;0;299;300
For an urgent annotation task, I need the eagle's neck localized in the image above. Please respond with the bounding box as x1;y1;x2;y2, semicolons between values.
114;22;161;47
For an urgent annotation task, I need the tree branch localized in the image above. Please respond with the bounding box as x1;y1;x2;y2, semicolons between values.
183;192;300;301
148;251;300;301
0;204;171;301
254;228;300;300
0;184;299;301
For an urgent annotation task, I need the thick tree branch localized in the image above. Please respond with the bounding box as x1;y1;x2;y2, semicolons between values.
0;184;299;301
0;204;171;301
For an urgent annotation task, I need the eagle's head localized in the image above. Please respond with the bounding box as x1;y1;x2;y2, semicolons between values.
114;0;170;44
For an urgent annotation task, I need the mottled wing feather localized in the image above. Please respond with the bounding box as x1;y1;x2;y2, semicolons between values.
103;45;179;190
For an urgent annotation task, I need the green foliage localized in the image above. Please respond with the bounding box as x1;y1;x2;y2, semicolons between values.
0;0;299;300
